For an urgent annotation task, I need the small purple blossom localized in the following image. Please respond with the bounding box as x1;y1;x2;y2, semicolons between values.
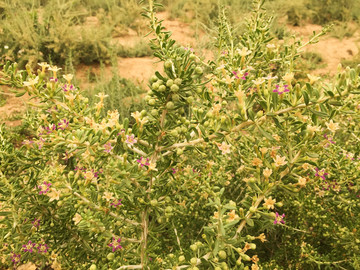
108;237;122;252
37;137;46;150
11;253;21;264
125;134;137;146
232;71;249;80
324;134;335;146
110;199;122;208
49;77;58;83
62;84;75;92
37;243;49;253
104;142;113;153
274;212;285;225
137;157;150;167
22;140;34;146
171;168;177;174
315;168;328;180
117;129;126;136
273;84;290;95
184;47;194;52
22;240;36;253
58;119;69;130
38;181;51;195
32;218;41;228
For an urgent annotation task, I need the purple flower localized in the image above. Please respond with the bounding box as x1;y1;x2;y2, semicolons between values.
62;84;75;92
137;157;150;167
22;240;36;253
58;119;69;130
37;137;46;150
274;212;285;224
125;134;137;146
232;71;248;80
49;77;58;83
11;253;21;264
324;134;335;145
110;199;122;208
38;181;51;195
117;129;125;136
108;237;122;252
104;142;113;153
37;243;49;253
171;168;177;174
273;84;290;95
32;218;40;228
315;168;328;180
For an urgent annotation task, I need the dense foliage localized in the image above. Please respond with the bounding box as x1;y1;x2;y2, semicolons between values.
1;1;360;269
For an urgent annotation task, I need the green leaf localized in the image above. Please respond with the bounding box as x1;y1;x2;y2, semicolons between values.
246;218;254;227
302;90;309;105
15;91;27;97
256;124;275;142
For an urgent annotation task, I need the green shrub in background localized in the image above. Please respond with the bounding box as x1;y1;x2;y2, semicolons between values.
0;0;147;67
307;0;360;24
85;74;146;122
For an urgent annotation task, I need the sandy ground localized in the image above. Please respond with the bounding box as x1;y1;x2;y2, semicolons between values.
1;12;359;126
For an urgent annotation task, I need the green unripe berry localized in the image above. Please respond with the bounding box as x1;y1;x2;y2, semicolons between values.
170;130;178;137
218;250;227;259
172;94;180;102
187;96;194;104
165;206;173;213
89;264;97;270
194;67;203;74
164;60;172;69
192;267;199;270
107;253;115;261
158;85;166;92
171;84;179;92
152;82;159;90
174;78;182;85
150;199;158;206
166;102;175;110
166;79;174;87
215;267;222;270
151;109;159;116
150;75;158;82
148;99;156;106
157;80;164;85
189;53;196;60
190;258;197;265
140;110;147;117
176;148;183;155
249;243;256;249
178;255;185;262
190;244;198;251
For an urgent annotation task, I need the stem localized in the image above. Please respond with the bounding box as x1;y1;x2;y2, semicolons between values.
234;195;264;238
72;191;140;226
